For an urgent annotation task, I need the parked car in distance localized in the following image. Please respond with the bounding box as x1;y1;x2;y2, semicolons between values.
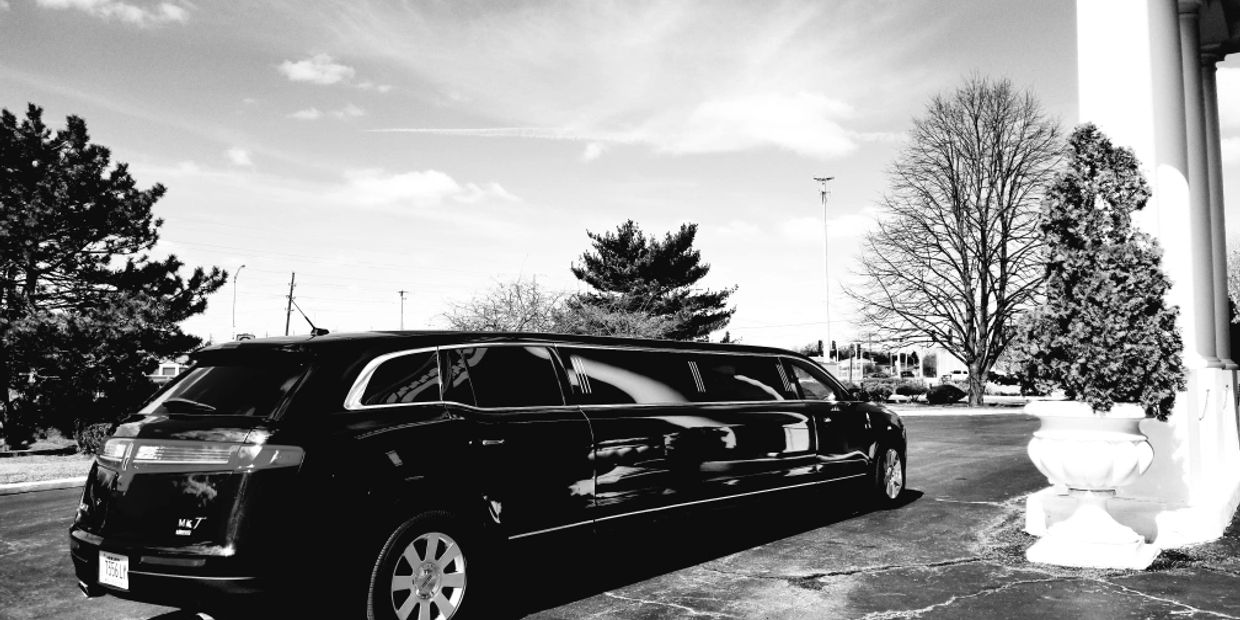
941;370;969;383
69;331;907;619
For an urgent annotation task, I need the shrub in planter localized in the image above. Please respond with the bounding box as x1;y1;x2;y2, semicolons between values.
1018;124;1186;419
75;421;115;455
926;384;966;405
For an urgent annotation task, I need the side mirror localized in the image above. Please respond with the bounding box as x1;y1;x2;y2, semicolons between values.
849;388;867;401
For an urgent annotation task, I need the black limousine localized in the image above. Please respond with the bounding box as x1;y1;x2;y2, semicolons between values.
69;331;907;620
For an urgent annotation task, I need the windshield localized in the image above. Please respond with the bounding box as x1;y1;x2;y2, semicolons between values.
141;362;307;417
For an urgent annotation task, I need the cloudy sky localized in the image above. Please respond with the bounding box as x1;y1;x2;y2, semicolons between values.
1;0;1238;349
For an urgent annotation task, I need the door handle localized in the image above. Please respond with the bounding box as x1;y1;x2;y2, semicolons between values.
479;438;505;446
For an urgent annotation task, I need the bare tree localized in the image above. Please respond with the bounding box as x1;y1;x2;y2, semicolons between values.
442;277;672;338
442;278;565;332
846;76;1063;405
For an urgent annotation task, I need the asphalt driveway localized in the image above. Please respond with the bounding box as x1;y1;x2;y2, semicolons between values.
6;413;1236;619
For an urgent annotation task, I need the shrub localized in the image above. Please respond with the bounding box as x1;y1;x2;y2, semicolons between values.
75;422;115;455
926;384;966;405
894;381;928;397
1018;125;1186;419
861;381;894;402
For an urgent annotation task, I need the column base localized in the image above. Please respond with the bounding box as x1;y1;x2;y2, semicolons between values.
1026;533;1160;570
1025;490;1159;569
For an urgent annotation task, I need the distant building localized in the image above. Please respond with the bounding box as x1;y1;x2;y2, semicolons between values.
148;360;189;385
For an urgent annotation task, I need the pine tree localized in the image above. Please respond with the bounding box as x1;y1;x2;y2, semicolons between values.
1019;124;1185;419
0;104;226;446
570;220;735;340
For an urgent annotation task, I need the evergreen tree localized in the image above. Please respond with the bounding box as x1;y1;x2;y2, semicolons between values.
570;220;735;340
1019;124;1185;419
0;104;226;446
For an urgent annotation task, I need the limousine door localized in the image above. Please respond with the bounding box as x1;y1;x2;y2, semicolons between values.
784;358;872;480
559;346;717;522
560;346;824;522
441;346;596;540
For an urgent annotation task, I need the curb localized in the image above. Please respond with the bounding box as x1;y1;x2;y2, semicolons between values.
0;477;87;496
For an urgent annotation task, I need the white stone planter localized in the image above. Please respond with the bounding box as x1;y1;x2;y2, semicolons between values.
1024;400;1159;569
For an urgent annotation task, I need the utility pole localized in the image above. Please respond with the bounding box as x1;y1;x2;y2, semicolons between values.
398;290;408;330
814;176;835;362
284;272;296;336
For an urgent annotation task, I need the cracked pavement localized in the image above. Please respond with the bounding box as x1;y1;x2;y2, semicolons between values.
517;414;1240;619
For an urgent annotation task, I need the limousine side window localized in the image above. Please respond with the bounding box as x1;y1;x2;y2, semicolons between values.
562;347;696;405
695;354;797;402
449;346;564;408
359;350;441;406
785;359;846;402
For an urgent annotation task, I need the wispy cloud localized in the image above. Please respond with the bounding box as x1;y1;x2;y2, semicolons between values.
356;81;393;93
35;0;188;26
335;169;520;209
288;107;323;120
312;2;930;160
331;103;365;119
226;147;253;167
278;54;356;85
581;142;606;162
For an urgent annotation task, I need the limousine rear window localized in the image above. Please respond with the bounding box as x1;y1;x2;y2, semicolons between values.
359;350;440;406
449;346;564;408
140;362;307;417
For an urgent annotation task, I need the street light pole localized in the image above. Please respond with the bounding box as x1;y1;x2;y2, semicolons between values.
814;176;834;361
232;264;246;340
398;290;408;330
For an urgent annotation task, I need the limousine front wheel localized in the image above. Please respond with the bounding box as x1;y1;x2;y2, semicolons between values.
368;512;472;620
874;446;905;506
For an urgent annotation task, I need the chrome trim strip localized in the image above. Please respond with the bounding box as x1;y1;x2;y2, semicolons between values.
507;474;866;540
688;360;706;393
507;520;593;540
594;474;866;525
125;570;259;581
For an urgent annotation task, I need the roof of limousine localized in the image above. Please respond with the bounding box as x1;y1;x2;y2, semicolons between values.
197;330;806;359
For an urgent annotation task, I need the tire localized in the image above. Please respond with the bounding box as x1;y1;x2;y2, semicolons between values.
872;445;905;507
367;512;475;620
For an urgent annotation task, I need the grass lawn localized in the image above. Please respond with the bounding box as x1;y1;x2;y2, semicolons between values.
0;453;93;485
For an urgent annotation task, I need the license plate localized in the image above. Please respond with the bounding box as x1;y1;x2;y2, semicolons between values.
99;551;129;591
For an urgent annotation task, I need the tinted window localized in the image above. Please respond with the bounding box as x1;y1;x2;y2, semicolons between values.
564;348;697;405
442;348;476;405
141;362;306;417
359;350;440;405
786;359;846;402
455;346;563;408
696;354;796;402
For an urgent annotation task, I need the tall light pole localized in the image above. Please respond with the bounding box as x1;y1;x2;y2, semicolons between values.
814;176;834;361
231;264;246;340
398;290;408;330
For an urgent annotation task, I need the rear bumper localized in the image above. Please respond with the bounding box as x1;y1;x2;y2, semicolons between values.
69;526;269;608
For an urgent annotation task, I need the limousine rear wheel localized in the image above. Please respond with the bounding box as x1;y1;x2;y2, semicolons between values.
368;512;474;620
873;446;905;506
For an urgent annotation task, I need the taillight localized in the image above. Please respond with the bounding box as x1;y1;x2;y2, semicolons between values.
97;438;304;473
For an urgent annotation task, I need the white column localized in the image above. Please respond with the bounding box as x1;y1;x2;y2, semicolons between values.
1064;0;1240;547
1180;0;1222;368
1077;0;1206;370
1202;54;1237;369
